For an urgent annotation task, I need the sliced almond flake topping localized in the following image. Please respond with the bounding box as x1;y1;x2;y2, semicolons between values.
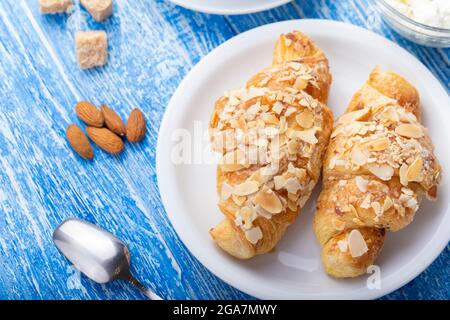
286;199;297;211
283;94;294;105
337;239;348;253
360;194;372;209
285;128;295;139
255;204;272;219
333;159;346;168
279;116;287;133
288;192;300;201
255;186;283;214
261;113;279;125
254;138;268;147
284;107;297;117
402;187;414;195
258;77;270;86
332;218;346;231
274;175;286;190
245;227;263;244
265;127;279;137
348;229;369;258
296;168;307;181
383;196;393;212
289;61;302;70
220;150;246;172
246;102;261;120
284;178;302;194
228;95;240;106
295;109;314;129
293;77;308;91
355;176;368;192
353;218;365;226
367;137;390;151
260;165;279;179
287;140;298;154
379;107;399;122
298;195;309;208
399;194;411;203
247;120;256;128
229;118;239;128
337;108;371;125
223;104;236;113
233;181;259;196
407;157;423;182
253;118;265;129
368;164;394;181
351;148;368;166
397;108;417;123
284;37;293;47
396;203;406;217
240;207;256;230
234;215;243;227
349;204;358;217
395;124;424;139
288;162;296;173
294;128;318;144
331;125;345;138
399;163;409;186
245;87;267;101
371;201;383;216
221;183;233;201
278;76;294;83
232;195;246;206
298;94;317;108
406;197;418;208
270;149;286;163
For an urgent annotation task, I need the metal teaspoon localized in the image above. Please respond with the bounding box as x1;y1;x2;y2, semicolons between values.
53;218;162;300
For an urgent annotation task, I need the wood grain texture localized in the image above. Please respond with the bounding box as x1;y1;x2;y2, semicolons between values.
0;0;448;300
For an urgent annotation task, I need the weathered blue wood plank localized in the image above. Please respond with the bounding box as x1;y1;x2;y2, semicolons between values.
0;0;247;300
0;0;448;300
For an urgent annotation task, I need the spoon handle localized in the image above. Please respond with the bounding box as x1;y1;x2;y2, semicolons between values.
126;274;162;300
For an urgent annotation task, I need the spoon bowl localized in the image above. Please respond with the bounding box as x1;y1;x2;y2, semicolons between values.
53;218;161;299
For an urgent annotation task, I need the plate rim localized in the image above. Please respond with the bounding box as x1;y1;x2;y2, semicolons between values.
168;0;292;15
156;19;450;300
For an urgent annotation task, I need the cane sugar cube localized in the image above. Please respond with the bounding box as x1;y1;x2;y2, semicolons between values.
75;31;108;69
39;0;73;14
80;0;113;21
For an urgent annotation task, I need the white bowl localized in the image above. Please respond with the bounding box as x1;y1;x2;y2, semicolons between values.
168;0;292;15
375;0;450;47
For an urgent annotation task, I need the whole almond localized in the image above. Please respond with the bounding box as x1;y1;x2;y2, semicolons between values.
66;124;94;160
126;108;146;142
101;104;125;136
86;127;124;155
76;101;104;127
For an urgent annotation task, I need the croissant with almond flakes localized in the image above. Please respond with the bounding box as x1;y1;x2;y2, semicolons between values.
314;67;441;277
208;31;334;259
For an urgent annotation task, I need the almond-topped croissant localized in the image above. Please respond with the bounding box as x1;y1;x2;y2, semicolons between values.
314;67;441;277
208;31;334;259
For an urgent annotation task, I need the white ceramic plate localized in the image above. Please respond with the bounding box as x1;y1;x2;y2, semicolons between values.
156;20;450;299
168;0;292;15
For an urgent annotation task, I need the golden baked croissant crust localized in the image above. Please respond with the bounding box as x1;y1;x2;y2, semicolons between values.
208;31;334;259
314;67;441;277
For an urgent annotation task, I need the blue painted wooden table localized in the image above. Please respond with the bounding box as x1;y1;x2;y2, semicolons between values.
0;0;448;300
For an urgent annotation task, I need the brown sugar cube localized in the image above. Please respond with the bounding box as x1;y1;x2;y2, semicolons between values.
39;0;73;14
80;0;113;21
75;31;108;69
